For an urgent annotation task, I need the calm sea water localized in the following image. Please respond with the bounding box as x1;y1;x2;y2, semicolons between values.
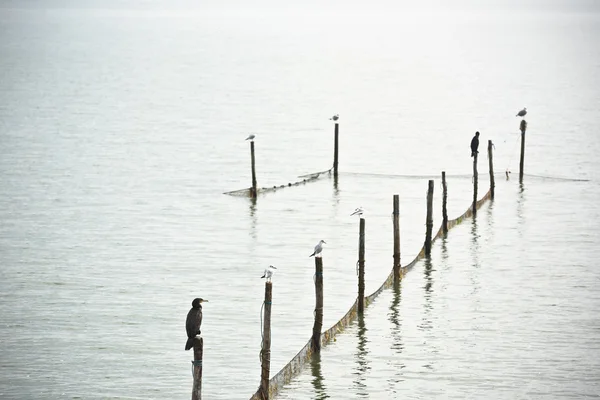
1;2;600;399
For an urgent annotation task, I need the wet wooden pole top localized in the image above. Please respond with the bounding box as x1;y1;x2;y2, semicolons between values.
472;152;478;215
260;282;272;400
519;119;527;182
442;171;448;234
191;337;203;400
425;180;434;257
250;141;257;198
312;257;324;351
358;217;366;313
488;140;495;199
392;194;400;280
333;123;339;176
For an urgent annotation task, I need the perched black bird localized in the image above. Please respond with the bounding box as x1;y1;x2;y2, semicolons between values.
185;298;207;351
470;131;480;157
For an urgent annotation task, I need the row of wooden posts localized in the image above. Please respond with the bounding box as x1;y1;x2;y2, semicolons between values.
248;119;527;198
192;118;528;399
253;139;501;399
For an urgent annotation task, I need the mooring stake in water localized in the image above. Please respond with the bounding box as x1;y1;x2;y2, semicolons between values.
250;140;258;198
442;171;448;234
358;217;366;313
519;119;527;182
392;194;401;280
488;140;495;199
425;180;434;257
191;337;203;400
473;150;479;216
260;281;272;400
312;257;324;352
333;122;339;177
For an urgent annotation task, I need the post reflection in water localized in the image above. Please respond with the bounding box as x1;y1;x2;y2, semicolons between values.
388;280;404;354
310;351;330;400
470;216;481;300
332;173;340;205
249;195;258;240
353;314;370;398
418;257;434;333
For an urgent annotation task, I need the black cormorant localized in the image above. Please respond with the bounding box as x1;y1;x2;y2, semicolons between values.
470;131;480;157
185;298;207;351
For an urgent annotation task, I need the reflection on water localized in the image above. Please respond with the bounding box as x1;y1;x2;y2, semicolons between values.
249;196;257;240
353;314;370;398
310;351;329;400
388;280;404;355
419;258;434;332
469;217;481;296
332;173;340;206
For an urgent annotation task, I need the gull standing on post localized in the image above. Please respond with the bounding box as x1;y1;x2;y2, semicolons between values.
309;240;326;257
350;207;364;217
261;265;277;282
245;134;256;141
329;114;339;122
516;108;527;117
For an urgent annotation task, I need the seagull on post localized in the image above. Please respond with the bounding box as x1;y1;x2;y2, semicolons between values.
516;108;527;117
309;240;326;257
329;114;339;122
261;265;277;282
350;207;364;217
245;134;256;141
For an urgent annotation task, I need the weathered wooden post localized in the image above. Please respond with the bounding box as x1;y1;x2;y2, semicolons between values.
259;282;272;400
333;123;339;176
312;257;323;352
425;180;434;256
472;151;478;215
488;140;495;199
392;195;401;280
191;338;203;400
519;119;527;182
441;172;448;234
250;141;258;198
358;217;365;313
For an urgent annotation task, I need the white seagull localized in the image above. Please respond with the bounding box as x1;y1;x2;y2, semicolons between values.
516;108;527;117
245;134;256;141
329;114;339;122
350;207;364;217
261;265;277;282
309;240;326;258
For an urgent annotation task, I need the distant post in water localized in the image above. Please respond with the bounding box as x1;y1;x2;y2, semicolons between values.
441;172;448;234
358;217;366;313
488;140;495;199
519;119;527;182
259;282;273;400
392;195;401;280
312;257;324;351
250;141;258;198
333;123;339;176
425;180;434;256
472;152;478;215
191;338;203;400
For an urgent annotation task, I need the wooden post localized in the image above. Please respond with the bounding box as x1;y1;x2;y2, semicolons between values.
488;140;495;199
259;282;272;400
519;119;527;182
425;180;434;257
472;152;478;215
191;337;203;400
312;257;323;352
333;123;339;176
441;172;448;234
392;195;400;280
250;141;257;198
358;217;365;313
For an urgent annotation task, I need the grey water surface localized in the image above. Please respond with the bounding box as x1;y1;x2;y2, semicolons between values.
1;1;600;399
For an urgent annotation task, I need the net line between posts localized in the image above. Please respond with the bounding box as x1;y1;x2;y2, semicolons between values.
249;187;493;400
224;168;333;197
